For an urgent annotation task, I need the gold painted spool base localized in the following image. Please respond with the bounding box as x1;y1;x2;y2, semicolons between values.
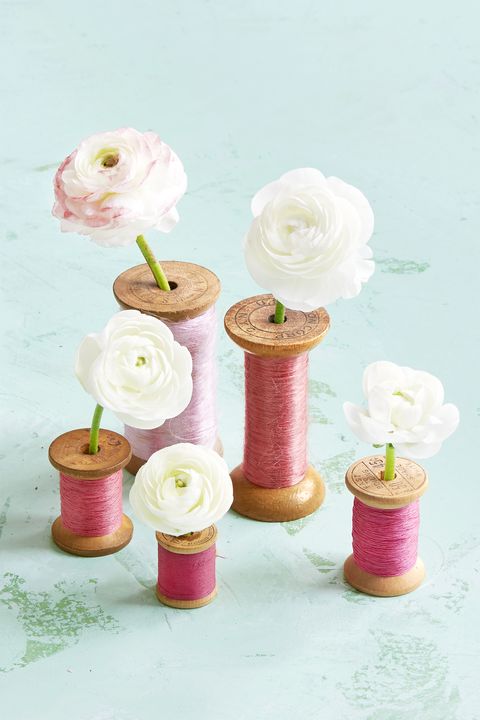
156;585;217;609
343;554;425;597
231;464;325;522
51;514;133;557
126;436;224;475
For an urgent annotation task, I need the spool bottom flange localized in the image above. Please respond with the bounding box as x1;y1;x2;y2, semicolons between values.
126;436;224;475
343;554;425;597
230;464;325;522
51;514;133;557
156;585;217;609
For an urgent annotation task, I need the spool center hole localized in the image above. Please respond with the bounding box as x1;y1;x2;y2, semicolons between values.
81;443;102;456
268;313;288;324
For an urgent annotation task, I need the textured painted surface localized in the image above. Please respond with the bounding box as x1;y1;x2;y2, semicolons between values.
0;1;478;718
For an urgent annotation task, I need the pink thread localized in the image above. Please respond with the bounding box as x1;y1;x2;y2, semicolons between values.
125;306;217;461
157;544;216;601
59;471;123;537
352;498;420;577
243;352;308;488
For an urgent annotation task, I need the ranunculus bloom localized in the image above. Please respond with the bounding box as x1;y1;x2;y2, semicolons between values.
244;168;374;311
343;361;459;459
75;310;192;429
129;443;233;535
53;127;187;247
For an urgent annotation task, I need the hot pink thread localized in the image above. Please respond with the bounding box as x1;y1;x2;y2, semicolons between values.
243;352;308;488
125;306;218;461
157;544;216;601
59;471;123;537
352;498;420;577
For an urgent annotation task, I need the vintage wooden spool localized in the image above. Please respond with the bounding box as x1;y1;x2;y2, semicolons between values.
113;260;222;474
155;525;218;609
224;294;330;522
344;454;429;597
49;428;133;557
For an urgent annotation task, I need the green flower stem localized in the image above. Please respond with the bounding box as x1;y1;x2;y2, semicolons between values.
89;404;104;455
136;235;170;292
384;442;395;481
274;300;286;324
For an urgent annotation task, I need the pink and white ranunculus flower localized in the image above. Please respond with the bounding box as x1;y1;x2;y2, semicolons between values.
343;361;459;459
244;168;374;311
53;128;187;247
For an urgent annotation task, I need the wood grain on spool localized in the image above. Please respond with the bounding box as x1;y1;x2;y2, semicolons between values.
344;454;428;597
224;294;329;521
113;261;221;322
224;294;330;357
48;428;133;557
155;525;217;609
230;465;325;522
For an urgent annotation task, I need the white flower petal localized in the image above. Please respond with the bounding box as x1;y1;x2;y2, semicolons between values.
129;443;233;535
345;361;459;460
76;310;193;428
245;168;374;310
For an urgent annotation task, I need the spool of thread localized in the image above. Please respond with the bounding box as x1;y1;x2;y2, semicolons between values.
344;454;429;597
48;428;133;557
155;525;218;609
113;261;222;474
224;294;330;522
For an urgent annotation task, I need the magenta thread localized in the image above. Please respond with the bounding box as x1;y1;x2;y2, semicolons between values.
157;544;216;601
352;498;420;577
59;471;123;537
243;352;308;488
125;305;217;461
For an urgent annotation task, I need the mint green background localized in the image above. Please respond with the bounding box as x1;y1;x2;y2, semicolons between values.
0;2;478;718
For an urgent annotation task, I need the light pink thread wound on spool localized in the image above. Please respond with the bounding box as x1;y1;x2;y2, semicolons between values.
352;498;420;577
157;544;216;601
125;306;218;460
59;471;123;537
243;352;308;488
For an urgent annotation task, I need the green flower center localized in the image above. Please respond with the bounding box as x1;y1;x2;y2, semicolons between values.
135;356;146;367
392;390;414;405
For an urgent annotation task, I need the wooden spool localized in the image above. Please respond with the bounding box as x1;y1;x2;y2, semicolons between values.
113;261;222;474
344;454;429;597
155;525;218;609
48;428;133;557
224;294;330;522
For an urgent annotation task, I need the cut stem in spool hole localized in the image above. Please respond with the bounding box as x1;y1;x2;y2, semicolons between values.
89;404;104;455
136;234;170;292
273;300;286;324
384;442;395;481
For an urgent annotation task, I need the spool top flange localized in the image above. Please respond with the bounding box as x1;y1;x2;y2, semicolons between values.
156;525;217;554
49;428;132;480
113;261;221;322
224;294;330;357
345;455;428;510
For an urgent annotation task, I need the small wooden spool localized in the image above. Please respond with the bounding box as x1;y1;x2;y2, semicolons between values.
224;294;330;522
113;261;222;474
155;525;218;609
48;428;133;557
344;454;429;597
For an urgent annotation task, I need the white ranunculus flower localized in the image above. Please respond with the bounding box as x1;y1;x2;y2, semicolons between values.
129;443;233;535
53;127;187;247
343;361;459;459
244;168;374;310
75;310;192;429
